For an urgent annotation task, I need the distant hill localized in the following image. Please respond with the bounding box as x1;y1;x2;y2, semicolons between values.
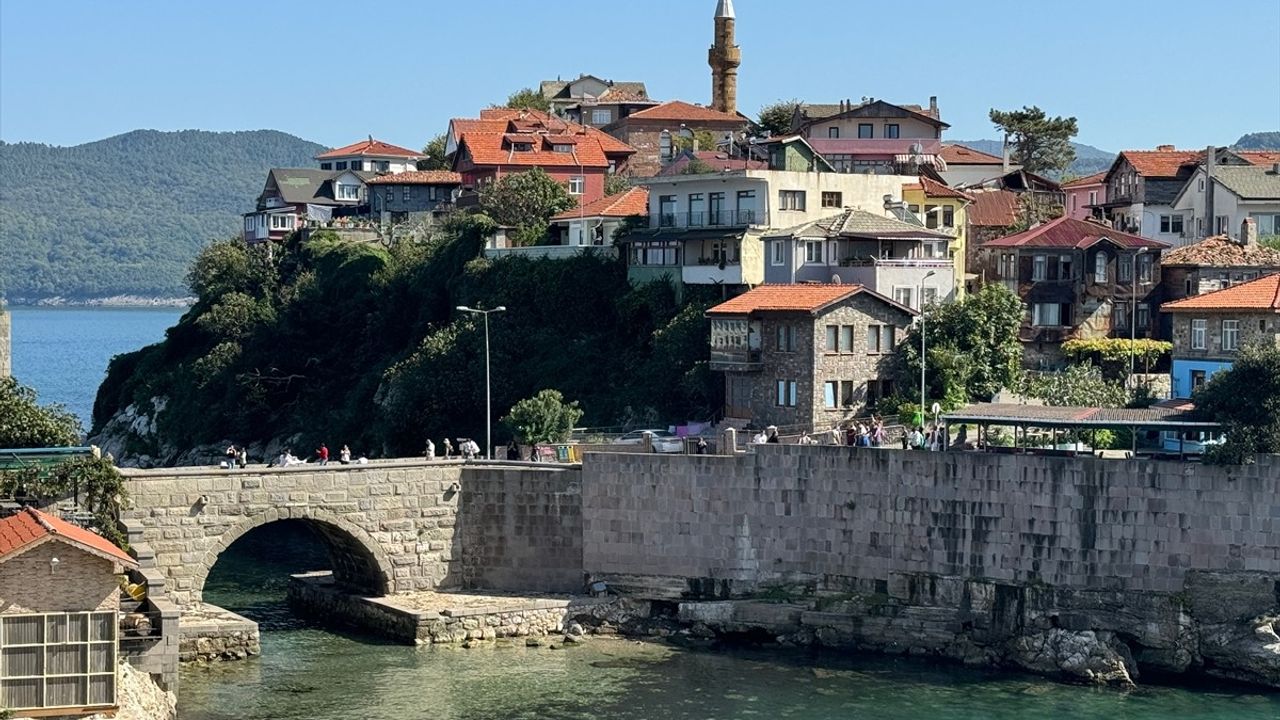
1233;131;1280;150
0;130;326;301
949;139;1116;178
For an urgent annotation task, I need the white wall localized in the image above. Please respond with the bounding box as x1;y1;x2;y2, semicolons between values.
809;116;938;140
941;165;1012;187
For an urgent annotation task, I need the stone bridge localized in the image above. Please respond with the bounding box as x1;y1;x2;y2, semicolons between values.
120;459;584;608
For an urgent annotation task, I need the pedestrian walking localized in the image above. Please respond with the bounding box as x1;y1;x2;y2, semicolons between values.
443;438;454;459
424;438;436;461
317;444;329;466
237;448;248;469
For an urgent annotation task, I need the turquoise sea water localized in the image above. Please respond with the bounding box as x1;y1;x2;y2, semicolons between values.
7;306;184;431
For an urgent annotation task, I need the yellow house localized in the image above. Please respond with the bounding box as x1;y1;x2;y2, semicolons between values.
902;177;973;299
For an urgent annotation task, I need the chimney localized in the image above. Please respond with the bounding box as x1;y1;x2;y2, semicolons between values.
1001;134;1010;174
929;95;938;117
1204;145;1216;240
1242;217;1258;247
1272;163;1280;175
1156;144;1175;151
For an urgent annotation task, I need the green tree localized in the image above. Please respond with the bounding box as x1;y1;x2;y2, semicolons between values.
501;389;584;444
501;88;551;112
0;377;82;447
603;173;630;197
680;157;716;175
479;168;576;246
0;457;128;547
897;284;1025;406
1194;341;1280;464
187;239;277;305
417;133;449;171
1019;364;1128;408
673;129;719;154
1061;338;1172;380
989;106;1079;176
757;99;799;137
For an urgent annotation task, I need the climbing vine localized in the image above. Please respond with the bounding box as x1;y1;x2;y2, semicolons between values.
0;457;129;549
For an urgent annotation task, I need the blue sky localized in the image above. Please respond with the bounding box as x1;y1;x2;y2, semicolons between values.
2;0;1277;152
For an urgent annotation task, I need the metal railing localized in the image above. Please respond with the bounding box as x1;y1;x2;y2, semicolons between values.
649;209;767;229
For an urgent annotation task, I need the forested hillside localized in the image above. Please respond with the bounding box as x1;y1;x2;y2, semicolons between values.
0;130;325;301
950;139;1115;178
1234;132;1280;150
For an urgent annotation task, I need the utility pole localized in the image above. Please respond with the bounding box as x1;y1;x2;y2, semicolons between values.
456;305;507;459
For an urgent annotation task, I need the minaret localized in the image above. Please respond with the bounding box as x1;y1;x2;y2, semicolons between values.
708;0;740;115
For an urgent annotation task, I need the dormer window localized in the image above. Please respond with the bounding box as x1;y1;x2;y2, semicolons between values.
553;144;573;153
512;143;534;152
337;184;360;201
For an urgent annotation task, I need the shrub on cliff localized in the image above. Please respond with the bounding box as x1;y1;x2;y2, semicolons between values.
0;376;82;447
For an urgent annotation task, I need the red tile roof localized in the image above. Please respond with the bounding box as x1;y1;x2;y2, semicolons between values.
939;144;1005;165
967;190;1019;227
707;284;916;316
550;187;649;221
1061;171;1108;188
623;100;746;124
365;170;462;185
0;508;137;567
1162;273;1280;312
904;176;974;201
1160;235;1280;268
452;109;636;171
459;132;610;168
316;138;421;159
1119;149;1201;178
1241;151;1280;165
984;216;1168;250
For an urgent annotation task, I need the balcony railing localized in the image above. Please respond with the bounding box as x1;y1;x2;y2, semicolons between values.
839;257;953;268
650;209;768;230
709;349;762;370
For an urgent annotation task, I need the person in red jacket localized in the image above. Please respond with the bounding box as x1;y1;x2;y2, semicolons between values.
317;444;329;466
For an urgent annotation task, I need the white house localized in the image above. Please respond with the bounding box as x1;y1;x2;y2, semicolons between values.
316;137;422;174
1171;161;1280;243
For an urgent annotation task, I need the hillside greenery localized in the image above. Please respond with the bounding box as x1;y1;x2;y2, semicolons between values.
1233;131;1280;150
949;138;1114;178
0;130;325;301
93;218;721;459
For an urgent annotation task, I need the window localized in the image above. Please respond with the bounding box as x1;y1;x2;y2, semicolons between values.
804;240;824;264
688;193;705;225
1159;215;1184;235
942;206;955;228
1032;255;1047;281
349;160;363;171
777;380;798;407
568;176;585;195
1072;195;1078;212
840;380;856;407
1138;253;1153;283
776;324;795;352
908;204;920;215
0;611;118;713
1113;301;1129;330
319;162;333;170
1088;190;1098;205
922;241;946;259
402;186;411;201
1223;319;1239;351
591;109;612;125
1216;216;1229;235
1061;257;1073;279
857;123;873;138
1191;369;1206;390
553;144;574;153
636;242;679;266
823;381;838;409
885;124;900;139
337;184;360;200
821;191;843;208
839;325;854;353
1094;252;1108;283
1032;303;1061;327
866;325;882;353
658;195;676;227
1191;319;1207;349
376;161;390;172
771;241;785;266
893;287;913;308
736;190;757;223
1137;303;1150;330
708;192;725;225
881;325;895;352
825;325;838;352
1119;255;1132;282
924;204;939;229
999;253;1014;278
779;190;806;211
1198;178;1206;192
828;127;840;138
269;214;294;231
335;161;348;170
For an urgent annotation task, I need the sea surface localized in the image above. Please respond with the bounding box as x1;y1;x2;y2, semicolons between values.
177;524;1280;720
7;306;184;431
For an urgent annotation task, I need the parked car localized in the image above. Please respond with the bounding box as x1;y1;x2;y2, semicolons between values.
612;429;684;453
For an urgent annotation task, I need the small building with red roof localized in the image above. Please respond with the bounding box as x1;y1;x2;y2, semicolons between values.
602;100;750;177
0;507;138;714
1161;272;1280;397
1062;171;1108;221
938;143;1016;187
316;136;422;174
978;217;1169;367
706;284;916;429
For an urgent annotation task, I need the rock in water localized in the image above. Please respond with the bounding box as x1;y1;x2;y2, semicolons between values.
1008;629;1137;687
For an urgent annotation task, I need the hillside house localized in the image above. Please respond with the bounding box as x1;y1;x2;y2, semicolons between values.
485;187;648;260
1157;221;1280;337
1062;171;1107;221
1171;156;1280;244
1100;146;1201;244
0;508;139;715
902;176;974;296
707;284;916;431
243;168;373;244
366;170;461;224
1161;272;1280;398
977;217;1168;368
316;137;422;174
790;98;947;141
762;135;947;176
938;144;1015;187
602;100;750;177
761;208;956;310
540;75;658;127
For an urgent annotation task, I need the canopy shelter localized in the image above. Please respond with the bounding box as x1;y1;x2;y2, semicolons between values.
941;402;1221;459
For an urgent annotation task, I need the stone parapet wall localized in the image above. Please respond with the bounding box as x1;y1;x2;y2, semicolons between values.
178;605;260;662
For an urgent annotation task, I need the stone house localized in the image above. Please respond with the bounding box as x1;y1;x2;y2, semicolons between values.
977;217;1168;368
0;507;139;715
1156;220;1280;337
366;170;462;224
602;100;749;177
1161;272;1280;398
707;284;916;430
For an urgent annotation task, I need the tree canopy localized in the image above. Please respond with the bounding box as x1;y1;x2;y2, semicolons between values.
501;88;551;112
479;168;576;246
989;106;1079;177
1194;342;1280;464
417;133;449;171
501;389;584;444
0;377;82;448
1061;338;1172;380
757;99;799;137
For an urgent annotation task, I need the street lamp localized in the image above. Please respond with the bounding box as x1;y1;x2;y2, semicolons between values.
1130;248;1148;378
456;305;507;460
919;270;937;431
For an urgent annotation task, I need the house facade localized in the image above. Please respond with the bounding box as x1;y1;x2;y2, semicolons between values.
621;169;919;288
316;137;422;174
938;144;1014;187
540;74;656;126
902;176;972;296
243;168;372;244
1171;159;1280;243
790;98;946;140
1156;221;1280;338
602;100;750;177
366;170;461;224
0;508;139;715
763;136;947;176
762;208;956;311
707;284;916;430
977;217;1168;368
486;187;651;260
1100;146;1201;244
1062;171;1107;221
1161;273;1280;398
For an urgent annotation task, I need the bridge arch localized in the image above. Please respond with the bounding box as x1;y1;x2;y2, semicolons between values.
191;508;394;605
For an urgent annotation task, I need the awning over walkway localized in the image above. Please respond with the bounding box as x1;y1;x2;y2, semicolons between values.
942;402;1220;431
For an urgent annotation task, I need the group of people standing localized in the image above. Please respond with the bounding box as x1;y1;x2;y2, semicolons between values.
904;424;949;452
792;417;888;448
424;438;480;460
225;442;356;469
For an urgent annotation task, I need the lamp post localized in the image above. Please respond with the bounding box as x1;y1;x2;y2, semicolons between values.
1130;248;1148;378
456;305;507;460
919;270;937;430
